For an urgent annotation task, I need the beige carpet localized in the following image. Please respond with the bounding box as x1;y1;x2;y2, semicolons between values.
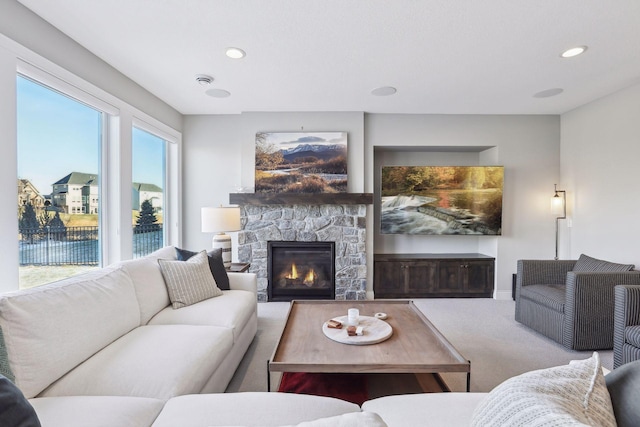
225;299;613;393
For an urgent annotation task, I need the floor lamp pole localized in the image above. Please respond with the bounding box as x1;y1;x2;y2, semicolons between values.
553;185;566;260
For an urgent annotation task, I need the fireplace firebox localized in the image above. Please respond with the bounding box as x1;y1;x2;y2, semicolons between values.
267;241;335;301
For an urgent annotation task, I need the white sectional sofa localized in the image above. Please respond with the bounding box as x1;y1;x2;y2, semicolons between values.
0;246;258;426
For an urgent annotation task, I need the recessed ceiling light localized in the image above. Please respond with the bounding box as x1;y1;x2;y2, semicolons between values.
371;86;397;96
560;46;588;58
225;47;246;59
533;88;564;98
206;88;231;98
195;74;213;85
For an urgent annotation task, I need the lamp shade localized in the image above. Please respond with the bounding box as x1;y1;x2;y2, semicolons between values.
551;195;565;216
201;207;241;233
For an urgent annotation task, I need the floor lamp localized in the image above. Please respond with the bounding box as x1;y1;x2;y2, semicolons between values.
551;184;566;260
201;206;241;268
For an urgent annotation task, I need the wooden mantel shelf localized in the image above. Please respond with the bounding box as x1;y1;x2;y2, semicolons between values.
229;193;373;205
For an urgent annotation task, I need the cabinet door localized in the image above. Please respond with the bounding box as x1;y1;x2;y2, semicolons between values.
436;261;464;294
374;261;405;297
465;261;494;294
405;261;438;294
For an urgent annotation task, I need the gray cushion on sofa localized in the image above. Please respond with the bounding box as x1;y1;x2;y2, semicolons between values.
176;248;230;290
573;254;634;272
0;375;41;427
605;359;640;427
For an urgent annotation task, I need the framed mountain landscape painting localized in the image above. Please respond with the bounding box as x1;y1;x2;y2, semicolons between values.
255;131;348;193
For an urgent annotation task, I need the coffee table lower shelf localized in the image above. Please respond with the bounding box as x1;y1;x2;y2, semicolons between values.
268;363;470;394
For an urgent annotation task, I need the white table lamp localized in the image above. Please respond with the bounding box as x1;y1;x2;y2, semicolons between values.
201;206;241;268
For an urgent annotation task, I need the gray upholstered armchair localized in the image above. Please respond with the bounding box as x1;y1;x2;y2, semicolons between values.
515;255;640;351
614;285;640;368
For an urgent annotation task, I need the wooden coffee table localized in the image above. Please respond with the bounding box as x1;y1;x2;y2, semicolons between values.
268;300;470;394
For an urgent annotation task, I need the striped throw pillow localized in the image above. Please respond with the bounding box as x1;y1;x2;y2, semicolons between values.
471;352;616;427
158;250;222;309
573;254;634;272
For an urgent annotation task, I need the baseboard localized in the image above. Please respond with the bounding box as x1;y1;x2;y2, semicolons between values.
493;290;513;300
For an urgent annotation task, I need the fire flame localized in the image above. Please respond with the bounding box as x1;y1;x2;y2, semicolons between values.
285;263;298;280
304;269;316;285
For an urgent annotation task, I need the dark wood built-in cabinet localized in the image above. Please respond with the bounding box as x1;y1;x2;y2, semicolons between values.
374;253;495;298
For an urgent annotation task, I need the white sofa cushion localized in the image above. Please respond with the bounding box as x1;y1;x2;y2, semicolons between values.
40;324;233;400
149;290;256;341
470;352;616;427
362;392;488;427
151;392;361;427
279;411;388;427
158;251;223;309
0;266;139;398
120;246;176;325
30;396;164;427
228;272;258;294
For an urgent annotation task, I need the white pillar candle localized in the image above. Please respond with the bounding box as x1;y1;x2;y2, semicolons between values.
347;308;359;326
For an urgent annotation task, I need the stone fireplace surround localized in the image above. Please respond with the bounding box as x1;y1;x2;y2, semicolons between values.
237;204;368;302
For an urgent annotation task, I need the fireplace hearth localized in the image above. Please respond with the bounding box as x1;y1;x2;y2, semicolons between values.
268;241;335;301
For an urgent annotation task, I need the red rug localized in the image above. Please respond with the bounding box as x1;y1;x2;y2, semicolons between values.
278;372;369;405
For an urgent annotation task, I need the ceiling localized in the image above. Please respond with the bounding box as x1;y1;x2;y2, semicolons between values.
18;0;640;115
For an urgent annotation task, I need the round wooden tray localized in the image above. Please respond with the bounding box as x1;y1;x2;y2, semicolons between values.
322;315;393;345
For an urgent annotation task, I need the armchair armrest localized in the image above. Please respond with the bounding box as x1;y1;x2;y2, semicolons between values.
516;259;577;287
615;284;640;328
228;272;257;296
565;272;640;350
614;285;640;367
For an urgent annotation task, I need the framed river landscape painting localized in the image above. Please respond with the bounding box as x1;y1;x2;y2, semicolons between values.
255;132;348;193
380;166;504;235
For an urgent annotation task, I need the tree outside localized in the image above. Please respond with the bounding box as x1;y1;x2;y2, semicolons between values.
19;203;40;243
135;199;160;233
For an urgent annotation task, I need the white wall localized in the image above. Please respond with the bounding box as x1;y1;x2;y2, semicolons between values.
561;82;640;266
183;112;560;299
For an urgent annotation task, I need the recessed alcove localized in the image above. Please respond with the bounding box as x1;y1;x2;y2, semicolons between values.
373;145;500;295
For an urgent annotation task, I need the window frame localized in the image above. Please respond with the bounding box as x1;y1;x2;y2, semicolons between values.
15;60;181;272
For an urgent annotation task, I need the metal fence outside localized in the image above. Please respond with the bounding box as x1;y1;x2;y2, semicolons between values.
19;225;163;265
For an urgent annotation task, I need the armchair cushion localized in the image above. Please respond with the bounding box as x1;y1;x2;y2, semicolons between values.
573;254;634;273
519;284;565;312
626;325;640;347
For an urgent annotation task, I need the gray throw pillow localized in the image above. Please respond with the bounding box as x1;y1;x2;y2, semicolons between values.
573;254;634;272
175;247;230;290
0;375;41;427
158;250;223;309
605;359;640;427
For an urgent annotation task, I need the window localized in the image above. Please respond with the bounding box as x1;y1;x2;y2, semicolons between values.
132;126;166;258
17;75;104;289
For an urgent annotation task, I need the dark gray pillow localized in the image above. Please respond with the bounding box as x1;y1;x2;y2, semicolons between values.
0;375;41;427
175;247;230;290
573;254;634;272
605;360;640;427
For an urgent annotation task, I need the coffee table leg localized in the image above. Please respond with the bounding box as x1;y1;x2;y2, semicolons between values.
267;360;271;392
466;372;471;392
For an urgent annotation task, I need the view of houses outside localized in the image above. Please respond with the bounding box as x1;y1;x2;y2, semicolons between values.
17;76;165;289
